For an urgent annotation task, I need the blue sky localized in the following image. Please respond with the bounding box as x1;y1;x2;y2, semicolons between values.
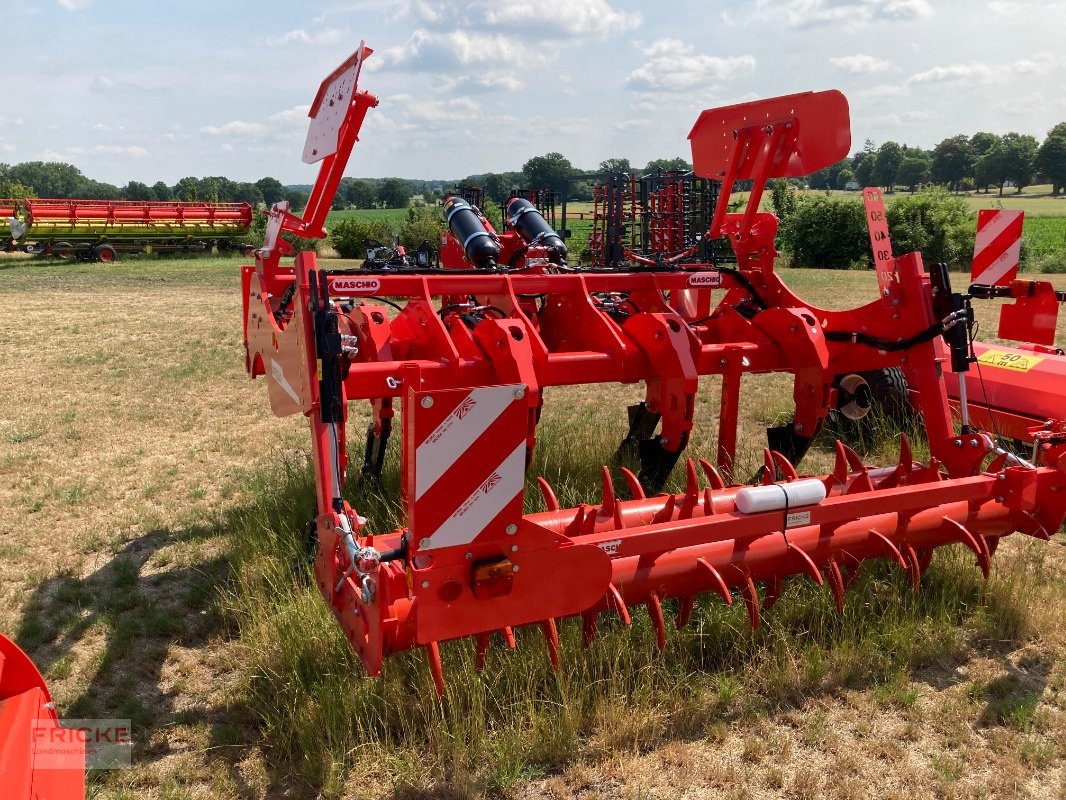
1;0;1062;185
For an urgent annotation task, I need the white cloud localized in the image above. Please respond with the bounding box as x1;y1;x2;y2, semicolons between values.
857;83;909;98
56;0;89;9
626;40;756;92
65;144;148;158
752;0;931;28
829;54;892;74
909;54;1056;83
268;28;348;46
0;115;24;126
200;120;266;136
400;0;640;39
372;29;546;72
269;105;311;125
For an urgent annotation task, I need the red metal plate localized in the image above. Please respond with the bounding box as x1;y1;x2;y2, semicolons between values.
688;90;851;180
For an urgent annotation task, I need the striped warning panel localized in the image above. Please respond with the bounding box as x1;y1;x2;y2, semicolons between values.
971;209;1024;287
407;384;527;552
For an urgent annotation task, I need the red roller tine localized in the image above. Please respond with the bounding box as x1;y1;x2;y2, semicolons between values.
695;557;733;605
916;547;933;578
541;618;560;671
902;544;922;592
772;450;799;481
698;458;726;490
647;593;666;651
1017;510;1051;541
536;476;560;511
761;448;776;485
600;465;616;516
826;557;846;613
607;583;632;625
582;610;598;647
685;458;700;502
898;433;913;471
786;541;824;586
475;633;490;671
503;626;516;649
832;440;850;484
868;529;908;571
840;551;863;590
740;574;761;630
676;595;695;629
651;495;676;524
986;536;1001;557
426;641;445;698
620;466;646;500
762;575;783;612
942;517;990;579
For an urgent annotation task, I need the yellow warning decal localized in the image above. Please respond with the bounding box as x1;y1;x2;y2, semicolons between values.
976;349;1043;372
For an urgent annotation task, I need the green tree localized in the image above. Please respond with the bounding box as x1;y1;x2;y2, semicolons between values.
284;190;310;212
985;132;1038;195
835;168;856;189
873;141;904;189
0;180;36;200
643;156;691;173
174;177;199;201
255;177;286;207
483;173;511;203
522;152;574;194
970;131;999;157
931;135;974;191
122;181;156;201
896;152;932;192
1036;130;1066;196
598;157;632;174
378;178;409;208
886;187;974;268
344;179;377;209
778;194;869;269
852;139;877;187
152;181;173;201
8;161;89;198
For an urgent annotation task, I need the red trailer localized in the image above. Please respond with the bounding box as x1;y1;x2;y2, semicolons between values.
4;198;254;262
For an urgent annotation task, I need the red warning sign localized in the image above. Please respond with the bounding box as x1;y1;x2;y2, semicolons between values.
971;209;1024;286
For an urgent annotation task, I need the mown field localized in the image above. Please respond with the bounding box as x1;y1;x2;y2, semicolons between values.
0;254;1064;799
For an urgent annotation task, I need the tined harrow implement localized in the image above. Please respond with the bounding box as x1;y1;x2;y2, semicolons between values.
242;43;1066;695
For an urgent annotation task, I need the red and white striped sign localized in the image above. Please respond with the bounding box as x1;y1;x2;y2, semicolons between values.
971;209;1024;286
407;384;527;552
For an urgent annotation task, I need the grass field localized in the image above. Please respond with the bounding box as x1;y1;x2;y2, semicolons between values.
0;253;1064;799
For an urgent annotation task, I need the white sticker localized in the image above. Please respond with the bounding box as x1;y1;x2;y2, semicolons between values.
598;539;622;557
687;271;723;288
785;510;811;528
332;277;381;295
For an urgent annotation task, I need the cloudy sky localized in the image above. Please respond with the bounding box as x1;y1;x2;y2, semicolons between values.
1;0;1062;185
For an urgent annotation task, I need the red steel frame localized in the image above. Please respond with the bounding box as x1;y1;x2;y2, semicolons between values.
242;45;1066;694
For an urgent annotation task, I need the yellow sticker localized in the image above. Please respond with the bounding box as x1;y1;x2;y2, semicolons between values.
976;349;1043;373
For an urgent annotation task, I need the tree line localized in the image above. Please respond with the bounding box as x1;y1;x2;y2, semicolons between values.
0;153;694;211
806;123;1066;196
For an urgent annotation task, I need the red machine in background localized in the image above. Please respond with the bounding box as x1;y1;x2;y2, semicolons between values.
242;43;1066;695
4;198;254;262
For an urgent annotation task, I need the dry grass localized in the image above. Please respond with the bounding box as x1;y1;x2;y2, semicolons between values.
0;253;1063;799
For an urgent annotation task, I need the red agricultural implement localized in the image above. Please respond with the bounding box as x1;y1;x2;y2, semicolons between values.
0;634;85;798
4;198;254;262
242;43;1066;695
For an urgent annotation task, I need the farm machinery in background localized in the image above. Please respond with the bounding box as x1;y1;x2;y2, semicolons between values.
2;197;255;262
242;42;1066;695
